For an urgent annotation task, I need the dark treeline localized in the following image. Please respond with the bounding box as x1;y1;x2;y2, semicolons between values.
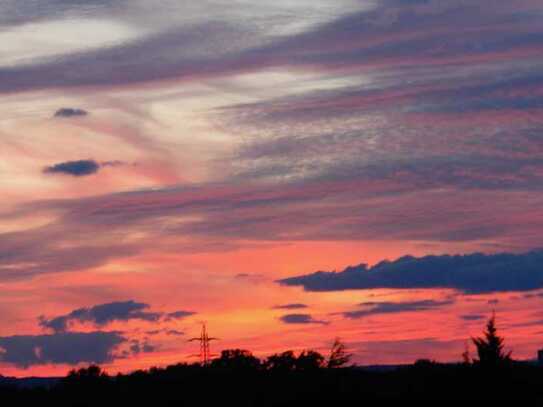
2;317;543;406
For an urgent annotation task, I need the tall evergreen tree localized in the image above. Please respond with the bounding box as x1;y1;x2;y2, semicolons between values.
472;313;512;368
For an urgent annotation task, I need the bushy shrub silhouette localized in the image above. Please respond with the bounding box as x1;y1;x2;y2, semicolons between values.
264;350;298;372
296;350;325;371
211;349;261;370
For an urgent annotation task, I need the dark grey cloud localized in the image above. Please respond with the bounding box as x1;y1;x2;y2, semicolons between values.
460;314;486;321
43;160;100;177
165;329;185;337
343;300;453;319
507;314;543;328
39;300;162;333
523;292;543;299
278;251;543;294
145;329;184;337
273;303;308;310
129;340;155;355
143;343;155;353
165;310;196;320
0;331;125;368
42;159;130;177
53;107;88;118
279;314;327;325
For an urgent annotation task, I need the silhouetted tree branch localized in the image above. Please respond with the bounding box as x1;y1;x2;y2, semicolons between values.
327;338;352;368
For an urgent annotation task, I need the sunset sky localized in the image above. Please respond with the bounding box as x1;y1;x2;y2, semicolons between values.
2;0;543;377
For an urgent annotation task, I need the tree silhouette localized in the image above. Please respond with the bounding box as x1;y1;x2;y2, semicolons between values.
264;351;298;372
211;349;261;370
5;341;543;406
67;365;108;380
327;338;352;368
472;313;512;368
264;349;326;371
296;350;325;371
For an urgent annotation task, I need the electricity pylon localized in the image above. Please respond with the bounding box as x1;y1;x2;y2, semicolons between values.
189;323;218;366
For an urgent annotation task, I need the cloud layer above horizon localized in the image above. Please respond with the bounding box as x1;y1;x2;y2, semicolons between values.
278;251;543;294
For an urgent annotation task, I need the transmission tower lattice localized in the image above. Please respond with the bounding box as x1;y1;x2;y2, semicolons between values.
189;323;218;365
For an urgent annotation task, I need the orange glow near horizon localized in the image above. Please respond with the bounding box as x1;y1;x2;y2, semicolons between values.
1;239;542;377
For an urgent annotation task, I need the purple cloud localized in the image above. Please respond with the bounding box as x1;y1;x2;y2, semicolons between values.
273;304;309;310
43;160;100;177
279;314;328;325
39;300;163;333
343;300;454;320
0;331;125;368
278;251;543;294
53;108;88;118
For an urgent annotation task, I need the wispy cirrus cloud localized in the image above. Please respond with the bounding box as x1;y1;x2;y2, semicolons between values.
0;0;130;27
0;0;365;91
272;304;308;310
342;300;454;320
2;179;543;281
1;0;542;93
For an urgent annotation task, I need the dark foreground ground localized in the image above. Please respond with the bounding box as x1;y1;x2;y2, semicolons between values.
1;361;543;406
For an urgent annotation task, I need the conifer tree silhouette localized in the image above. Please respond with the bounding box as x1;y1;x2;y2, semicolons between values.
472;313;512;368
